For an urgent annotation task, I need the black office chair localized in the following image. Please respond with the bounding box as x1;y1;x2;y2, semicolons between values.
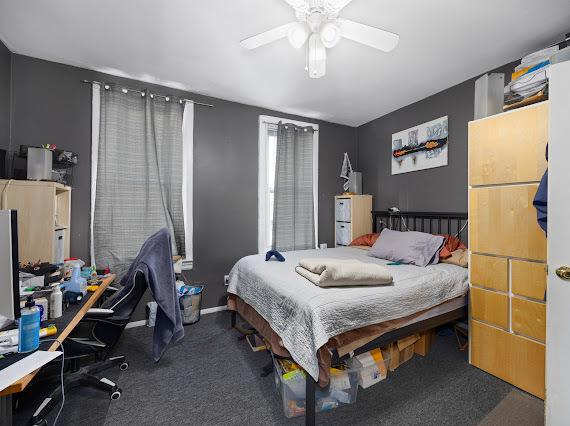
30;271;148;425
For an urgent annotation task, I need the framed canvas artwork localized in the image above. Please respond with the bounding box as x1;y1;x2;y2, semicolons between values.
391;116;448;175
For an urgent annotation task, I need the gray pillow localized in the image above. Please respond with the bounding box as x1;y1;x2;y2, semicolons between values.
369;229;445;267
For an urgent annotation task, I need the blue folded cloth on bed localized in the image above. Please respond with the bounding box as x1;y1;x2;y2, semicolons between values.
265;250;285;262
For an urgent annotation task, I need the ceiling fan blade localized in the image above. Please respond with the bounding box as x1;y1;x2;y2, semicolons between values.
240;23;295;50
338;18;399;52
282;0;308;8
326;0;354;12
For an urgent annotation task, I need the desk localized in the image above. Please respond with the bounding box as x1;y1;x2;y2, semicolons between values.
0;274;115;397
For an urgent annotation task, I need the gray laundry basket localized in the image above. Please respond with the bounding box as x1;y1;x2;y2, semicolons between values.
179;285;204;325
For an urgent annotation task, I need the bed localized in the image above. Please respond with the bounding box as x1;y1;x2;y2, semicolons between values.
227;211;468;425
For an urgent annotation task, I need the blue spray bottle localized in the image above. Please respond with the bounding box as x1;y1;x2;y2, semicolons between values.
18;296;41;353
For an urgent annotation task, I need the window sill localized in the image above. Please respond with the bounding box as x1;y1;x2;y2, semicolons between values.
173;256;193;273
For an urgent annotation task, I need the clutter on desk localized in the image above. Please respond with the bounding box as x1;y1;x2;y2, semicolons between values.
18;296;41;353
66;265;87;296
10;144;78;185
63;258;85;279
49;285;63;319
20;297;48;322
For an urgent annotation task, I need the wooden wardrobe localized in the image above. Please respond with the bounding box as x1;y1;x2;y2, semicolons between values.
468;101;548;399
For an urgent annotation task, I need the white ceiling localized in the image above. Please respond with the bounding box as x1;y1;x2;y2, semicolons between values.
0;0;568;126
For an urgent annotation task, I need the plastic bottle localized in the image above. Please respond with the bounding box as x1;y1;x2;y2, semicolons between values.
50;285;63;319
18;296;41;353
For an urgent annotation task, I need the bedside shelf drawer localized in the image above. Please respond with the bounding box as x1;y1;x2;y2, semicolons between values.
335;198;351;222
335;222;352;246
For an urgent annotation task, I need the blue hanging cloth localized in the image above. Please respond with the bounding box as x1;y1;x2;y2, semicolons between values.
533;144;548;234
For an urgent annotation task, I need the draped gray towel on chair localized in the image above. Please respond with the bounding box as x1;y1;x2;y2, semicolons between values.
272;123;315;251
94;88;185;276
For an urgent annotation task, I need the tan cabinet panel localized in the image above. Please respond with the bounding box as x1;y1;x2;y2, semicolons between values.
469;185;547;261
512;297;546;342
511;260;547;301
0;180;71;263
471;321;545;399
468;102;548;186
470;287;509;329
471;254;508;292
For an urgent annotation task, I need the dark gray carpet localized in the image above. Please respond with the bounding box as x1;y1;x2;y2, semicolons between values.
478;390;544;426
100;312;514;426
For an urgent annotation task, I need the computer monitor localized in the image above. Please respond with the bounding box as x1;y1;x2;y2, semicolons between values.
0;210;20;320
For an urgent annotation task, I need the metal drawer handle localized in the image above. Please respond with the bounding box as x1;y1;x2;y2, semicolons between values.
556;266;570;281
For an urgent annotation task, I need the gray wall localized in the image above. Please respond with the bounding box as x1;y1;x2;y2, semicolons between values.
10;54;357;313
357;61;517;213
0;39;10;154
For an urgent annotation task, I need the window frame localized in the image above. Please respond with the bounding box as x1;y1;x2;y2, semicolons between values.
258;115;319;254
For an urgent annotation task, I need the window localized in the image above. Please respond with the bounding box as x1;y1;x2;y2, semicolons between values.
258;115;319;253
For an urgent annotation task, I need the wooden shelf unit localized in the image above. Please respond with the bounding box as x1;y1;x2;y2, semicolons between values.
0;179;71;264
334;194;373;247
468;101;548;399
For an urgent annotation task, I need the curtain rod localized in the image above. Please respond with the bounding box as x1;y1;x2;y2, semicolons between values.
262;120;319;132
81;79;214;108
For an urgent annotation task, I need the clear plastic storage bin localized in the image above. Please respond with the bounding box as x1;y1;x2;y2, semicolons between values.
272;357;359;418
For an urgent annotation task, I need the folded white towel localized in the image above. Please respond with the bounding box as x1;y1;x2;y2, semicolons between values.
296;258;393;287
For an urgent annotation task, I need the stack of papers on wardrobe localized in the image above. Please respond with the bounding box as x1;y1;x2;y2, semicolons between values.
504;45;559;109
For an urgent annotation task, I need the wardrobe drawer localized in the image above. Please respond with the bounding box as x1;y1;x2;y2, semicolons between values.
468;101;548;186
512;297;546;341
470;287;509;330
335;222;352;246
335;198;351;222
471;320;545;399
511;260;547;301
470;254;508;292
469;185;547;261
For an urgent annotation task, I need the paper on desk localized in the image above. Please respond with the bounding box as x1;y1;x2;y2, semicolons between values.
0;350;62;391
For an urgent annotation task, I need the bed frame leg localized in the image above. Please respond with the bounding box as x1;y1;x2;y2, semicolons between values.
230;311;236;328
305;375;316;426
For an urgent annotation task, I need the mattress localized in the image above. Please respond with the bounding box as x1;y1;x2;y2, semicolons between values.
227;246;469;380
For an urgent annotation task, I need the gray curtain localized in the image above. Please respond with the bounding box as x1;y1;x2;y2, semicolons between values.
272;123;315;251
94;88;185;275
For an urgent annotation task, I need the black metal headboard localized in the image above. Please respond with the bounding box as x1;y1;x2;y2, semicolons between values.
372;211;468;243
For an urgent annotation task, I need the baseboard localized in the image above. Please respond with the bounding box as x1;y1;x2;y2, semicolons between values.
125;304;228;329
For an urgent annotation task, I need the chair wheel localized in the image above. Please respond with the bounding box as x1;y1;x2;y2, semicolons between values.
32;420;48;426
120;361;129;371
110;388;122;400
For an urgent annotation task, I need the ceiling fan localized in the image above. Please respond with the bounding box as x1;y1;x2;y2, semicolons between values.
240;0;399;79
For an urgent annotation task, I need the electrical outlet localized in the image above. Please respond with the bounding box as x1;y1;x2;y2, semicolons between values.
224;275;230;286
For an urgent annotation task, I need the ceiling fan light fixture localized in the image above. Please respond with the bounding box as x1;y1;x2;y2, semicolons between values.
320;22;341;48
308;33;326;78
287;22;309;49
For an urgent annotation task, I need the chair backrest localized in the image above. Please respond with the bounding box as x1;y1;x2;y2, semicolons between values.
93;271;148;347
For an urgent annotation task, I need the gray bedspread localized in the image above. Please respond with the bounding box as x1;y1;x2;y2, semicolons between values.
227;247;468;380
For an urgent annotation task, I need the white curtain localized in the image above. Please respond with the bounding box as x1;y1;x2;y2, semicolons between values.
182;102;194;264
90;84;101;265
90;84;194;273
